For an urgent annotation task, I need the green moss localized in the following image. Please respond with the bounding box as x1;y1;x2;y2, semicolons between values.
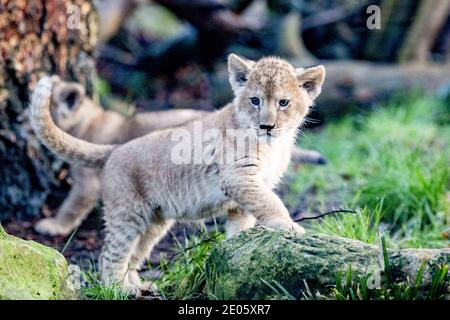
0;228;77;300
0;224;6;239
154;230;225;300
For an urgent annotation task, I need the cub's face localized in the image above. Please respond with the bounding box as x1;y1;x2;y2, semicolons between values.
228;54;325;139
49;76;87;131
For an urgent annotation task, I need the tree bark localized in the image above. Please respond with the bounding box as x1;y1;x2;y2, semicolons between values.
364;0;417;61
398;0;450;63
0;0;98;220
206;226;450;299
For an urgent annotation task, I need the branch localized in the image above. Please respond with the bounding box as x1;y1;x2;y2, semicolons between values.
294;209;357;222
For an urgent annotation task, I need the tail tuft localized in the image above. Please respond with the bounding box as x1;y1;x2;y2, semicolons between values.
291;147;328;165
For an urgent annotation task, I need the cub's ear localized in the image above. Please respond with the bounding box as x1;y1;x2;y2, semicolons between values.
228;54;255;93
52;82;85;111
296;65;326;100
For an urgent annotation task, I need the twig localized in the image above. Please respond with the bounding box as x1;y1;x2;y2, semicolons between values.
294;208;357;222
181;232;222;253
166;232;222;263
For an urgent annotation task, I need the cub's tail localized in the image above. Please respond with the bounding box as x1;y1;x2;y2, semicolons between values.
29;76;115;168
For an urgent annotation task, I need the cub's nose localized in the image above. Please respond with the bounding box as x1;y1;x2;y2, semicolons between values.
260;124;275;130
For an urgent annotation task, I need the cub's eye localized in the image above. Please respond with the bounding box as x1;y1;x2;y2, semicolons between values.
279;99;290;108
250;97;260;106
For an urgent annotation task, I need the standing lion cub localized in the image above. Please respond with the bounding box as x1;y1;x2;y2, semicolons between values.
30;55;326;295
34;77;326;237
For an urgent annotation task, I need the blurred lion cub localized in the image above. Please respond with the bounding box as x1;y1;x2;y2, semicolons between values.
30;54;326;295
34;76;326;237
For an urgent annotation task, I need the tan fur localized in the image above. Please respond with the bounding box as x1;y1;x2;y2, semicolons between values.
33;77;326;237
30;55;326;295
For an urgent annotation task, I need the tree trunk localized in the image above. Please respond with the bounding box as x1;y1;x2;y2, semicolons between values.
398;0;450;63
206;226;450;299
0;0;98;221
364;0;417;61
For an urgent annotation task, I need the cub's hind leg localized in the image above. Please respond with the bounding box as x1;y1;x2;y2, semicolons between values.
127;218;174;292
226;208;256;238
35;165;100;236
99;203;152;296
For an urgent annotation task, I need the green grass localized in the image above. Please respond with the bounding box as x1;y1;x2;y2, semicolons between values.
312;201;387;245
81;269;130;300
154;228;225;300
77;227;223;300
331;236;448;300
292;94;450;248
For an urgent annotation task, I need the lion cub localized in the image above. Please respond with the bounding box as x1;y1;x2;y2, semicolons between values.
30;55;326;295
34;77;326;237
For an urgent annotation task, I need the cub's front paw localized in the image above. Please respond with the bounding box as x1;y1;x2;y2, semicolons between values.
128;271;159;293
34;218;74;236
264;219;305;235
122;278;159;298
121;281;142;298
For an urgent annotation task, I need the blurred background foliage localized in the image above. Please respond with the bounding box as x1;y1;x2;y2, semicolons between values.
93;0;450;118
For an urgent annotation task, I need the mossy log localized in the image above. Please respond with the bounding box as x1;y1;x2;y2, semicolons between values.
0;0;97;220
0;224;77;299
205;226;450;299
